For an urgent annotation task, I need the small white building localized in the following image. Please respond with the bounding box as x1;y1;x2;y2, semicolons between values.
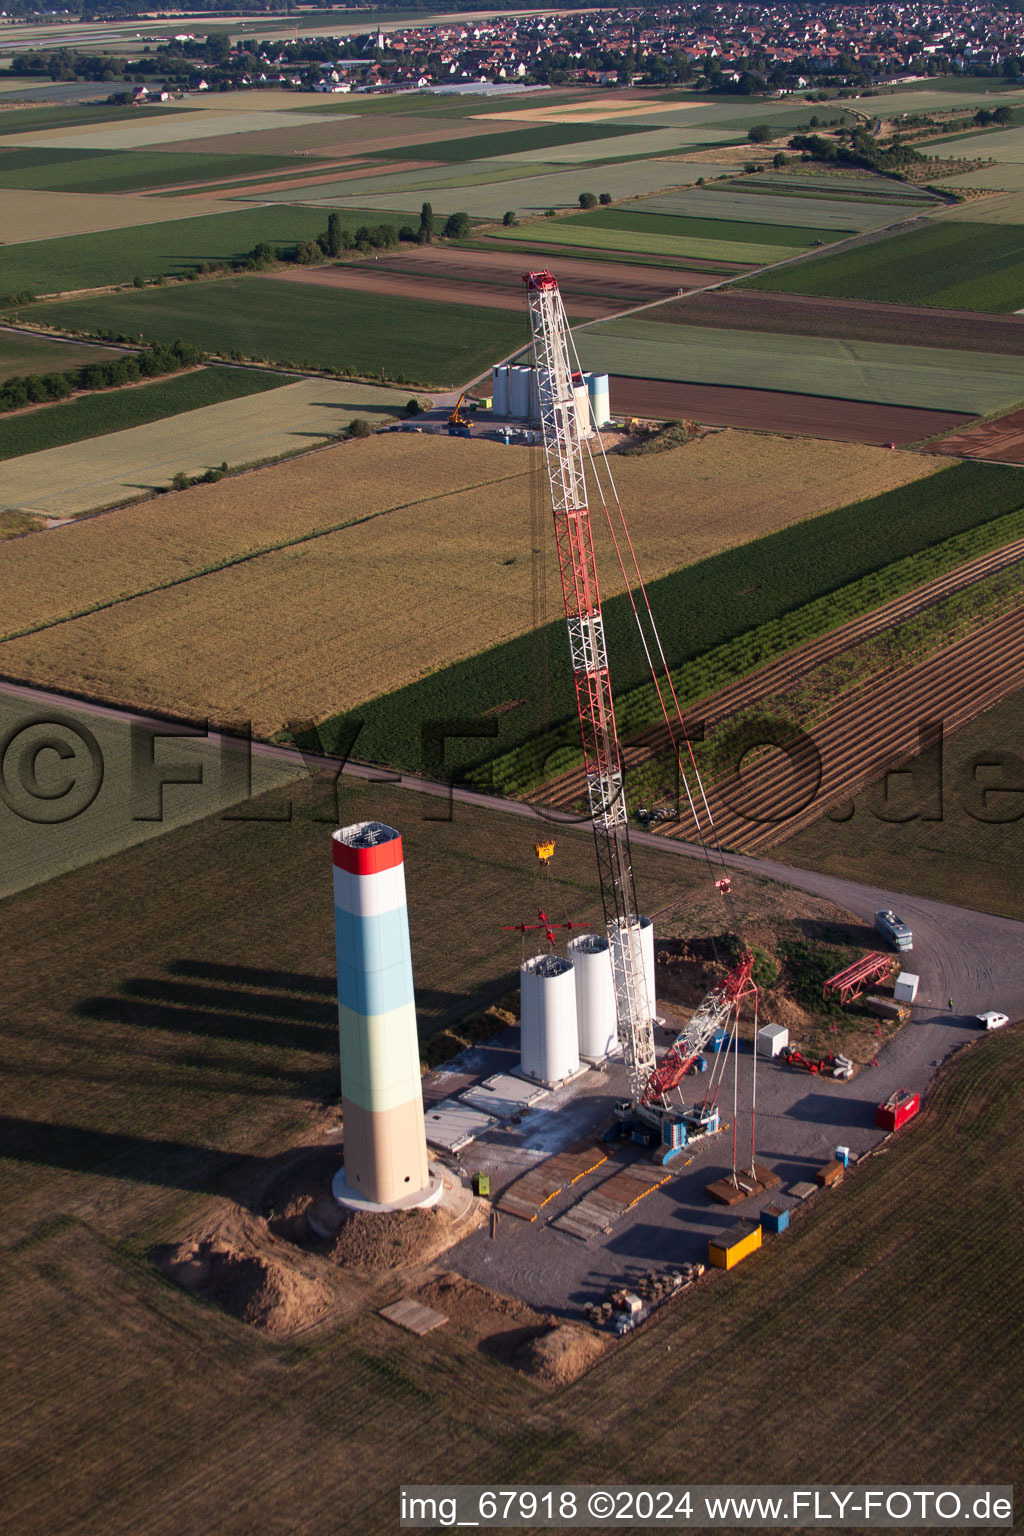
757;1022;789;1058
894;972;920;1004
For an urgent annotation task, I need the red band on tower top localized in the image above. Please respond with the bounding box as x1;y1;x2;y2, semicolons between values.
332;834;404;876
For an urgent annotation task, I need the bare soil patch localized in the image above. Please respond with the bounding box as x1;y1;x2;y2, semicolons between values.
609;375;974;446
653;289;1024;356
271;243;693;316
416;1274;609;1384
925;404;1024;464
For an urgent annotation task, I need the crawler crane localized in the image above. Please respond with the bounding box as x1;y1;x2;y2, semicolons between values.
525;270;758;1166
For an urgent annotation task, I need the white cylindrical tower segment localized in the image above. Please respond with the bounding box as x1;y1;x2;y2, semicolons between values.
573;379;592;437
588;371;611;428
520;953;579;1084
491;364;510;417
509;365;530;420
567;933;617;1060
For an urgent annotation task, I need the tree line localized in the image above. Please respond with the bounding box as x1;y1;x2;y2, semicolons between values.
0;340;205;414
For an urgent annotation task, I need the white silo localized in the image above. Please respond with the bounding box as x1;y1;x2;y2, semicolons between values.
491;364;510;417
509;365;530;420
528;366;540;424
567;933;617;1060
573;378;592;437
520;953;580;1085
588;372;611;428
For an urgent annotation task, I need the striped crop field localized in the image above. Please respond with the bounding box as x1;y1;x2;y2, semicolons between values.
0;206;416;296
573;316;1024;413
489;220;803;264
7;278;523;387
0;377;412;518
560;207;846;247
743;221;1024;312
0;431;941;738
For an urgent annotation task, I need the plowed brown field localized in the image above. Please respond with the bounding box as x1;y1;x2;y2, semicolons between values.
925;406;1024;464
270;245;701;317
652;289;1024;356
609;376;974;445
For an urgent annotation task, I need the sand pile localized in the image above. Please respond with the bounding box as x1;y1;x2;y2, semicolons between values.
514;1325;607;1386
158;1222;337;1336
329;1206;456;1272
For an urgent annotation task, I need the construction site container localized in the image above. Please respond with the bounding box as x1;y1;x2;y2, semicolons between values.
757;1023;788;1057
760;1205;789;1234
708;1221;762;1270
491;366;510;417
509;365;530;420
893;971;919;1004
876;1087;920;1132
567;932;617;1060
520;953;579;1085
587;371;611;428
711;1028;729;1052
573;379;592;437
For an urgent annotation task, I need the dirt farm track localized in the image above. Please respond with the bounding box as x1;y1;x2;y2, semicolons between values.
607;375;974;444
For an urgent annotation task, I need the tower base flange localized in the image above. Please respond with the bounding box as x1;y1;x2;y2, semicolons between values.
331;1162;445;1214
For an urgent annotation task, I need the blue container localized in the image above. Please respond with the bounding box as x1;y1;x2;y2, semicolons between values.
710;1029;729;1053
761;1205;790;1234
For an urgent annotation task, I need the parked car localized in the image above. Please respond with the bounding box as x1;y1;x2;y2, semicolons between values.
976;1011;1009;1030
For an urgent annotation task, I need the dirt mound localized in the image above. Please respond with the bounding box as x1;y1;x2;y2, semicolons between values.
156;1209;341;1337
513;1324;607;1386
329;1206;456;1272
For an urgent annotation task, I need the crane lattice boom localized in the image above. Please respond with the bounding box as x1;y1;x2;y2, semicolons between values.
525;270;655;1105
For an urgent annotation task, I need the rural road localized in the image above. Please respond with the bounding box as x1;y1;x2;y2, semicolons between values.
2;676;1022;1027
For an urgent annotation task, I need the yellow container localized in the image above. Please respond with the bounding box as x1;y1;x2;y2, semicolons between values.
708;1221;762;1271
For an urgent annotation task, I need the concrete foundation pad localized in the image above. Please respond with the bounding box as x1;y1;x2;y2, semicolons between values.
461;1072;549;1120
424;1099;497;1152
512;1061;591;1092
332;1162;446;1213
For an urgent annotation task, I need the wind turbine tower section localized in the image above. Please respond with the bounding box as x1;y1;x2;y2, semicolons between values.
332;822;432;1208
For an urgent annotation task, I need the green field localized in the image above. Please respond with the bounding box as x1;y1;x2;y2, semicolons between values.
0;101;191;137
0;331;114;382
0;365;287;462
11;278;523;386
0;206;418;297
368;119;651;163
490;219;803;263
775;684;1024;923
0;146;312;194
1;765;1022;1531
573;317;1024;413
303;462;1024;780
560;207;846;246
743;220;1024;312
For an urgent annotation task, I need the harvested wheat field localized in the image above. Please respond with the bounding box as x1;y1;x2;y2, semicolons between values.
0;187;249;243
0;431;941;734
